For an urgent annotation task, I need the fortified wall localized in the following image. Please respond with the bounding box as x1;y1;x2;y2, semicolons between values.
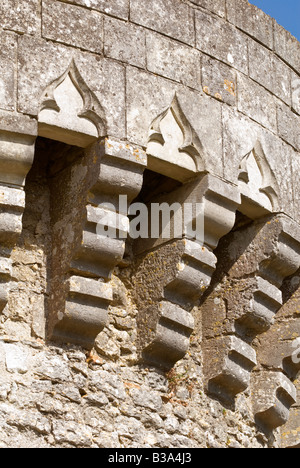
0;0;299;448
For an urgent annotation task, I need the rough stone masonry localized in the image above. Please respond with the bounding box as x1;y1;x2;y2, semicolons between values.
0;0;299;448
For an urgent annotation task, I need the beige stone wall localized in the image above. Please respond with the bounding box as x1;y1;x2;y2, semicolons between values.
0;0;299;448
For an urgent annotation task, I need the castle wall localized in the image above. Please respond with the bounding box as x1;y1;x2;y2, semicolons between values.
0;0;299;448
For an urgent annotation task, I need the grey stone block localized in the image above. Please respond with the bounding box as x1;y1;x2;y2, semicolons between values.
237;74;277;132
146;32;201;89
248;40;291;105
252;371;297;432
59;0;130;20
130;0;195;46
274;20;300;74
291;71;300;115
203;335;257;402
0;0;39;34
226;0;273;49
195;11;248;74
42;0;104;54
201;55;236;106
0;111;37;136
0;32;17;112
277;102;300;151
104;17;146;68
190;0;225;18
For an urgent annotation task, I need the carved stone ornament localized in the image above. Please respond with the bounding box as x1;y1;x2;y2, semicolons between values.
238;140;279;218
49;138;147;348
146;94;207;182
0;132;36;314
202;214;300;408
38;59;106;148
133;174;241;369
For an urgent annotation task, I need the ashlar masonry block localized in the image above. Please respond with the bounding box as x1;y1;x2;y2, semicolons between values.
0;0;40;35
58;0;130;20
42;0;104;54
252;372;297;432
195;11;248;74
130;0;195;46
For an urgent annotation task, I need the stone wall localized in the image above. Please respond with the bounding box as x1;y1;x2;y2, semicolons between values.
0;0;299;448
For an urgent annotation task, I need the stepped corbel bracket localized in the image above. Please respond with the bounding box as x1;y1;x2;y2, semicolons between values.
146;94;207;182
134;174;240;369
203;336;257;403
38;58;106;148
0;131;36;312
252;371;297;433
202;215;300;404
238;140;279;219
50;138;147;348
254;306;300;437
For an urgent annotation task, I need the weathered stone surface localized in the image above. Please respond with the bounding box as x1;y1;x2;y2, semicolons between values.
277;102;300;151
126;68;223;173
237;74;277;132
190;0;225;17
226;0;273;49
17;36;73;116
248;40;291;105
42;0;103;54
129;386;162;411
252;372;297;432
0;111;37;136
203;336;257;402
146;32;200;89
48;137;146;348
0;0;39;34
291;71;300;115
202;214;300;408
146;94;205;181
0;32;17;112
104;17;146;68
18;36;126;138
201;55;236;106
0;133;35;187
59;0;129;20
130;0;194;46
38;59;106;147
89;370;126;400
274;20;300;74
1;342;30;374
195;11;248;74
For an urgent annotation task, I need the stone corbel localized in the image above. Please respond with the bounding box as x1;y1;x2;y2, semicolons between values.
0;126;36;312
133;174;240;369
202;215;300;404
252;371;297;433
254;297;300;435
49;138;146;348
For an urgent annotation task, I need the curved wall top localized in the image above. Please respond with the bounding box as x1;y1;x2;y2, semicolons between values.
0;0;299;447
0;0;299;220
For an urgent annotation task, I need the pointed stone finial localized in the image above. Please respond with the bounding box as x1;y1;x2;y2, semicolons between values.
238;140;279;218
147;94;206;182
38;59;106;147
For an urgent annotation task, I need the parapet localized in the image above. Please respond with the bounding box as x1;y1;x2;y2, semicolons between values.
0;0;299;449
